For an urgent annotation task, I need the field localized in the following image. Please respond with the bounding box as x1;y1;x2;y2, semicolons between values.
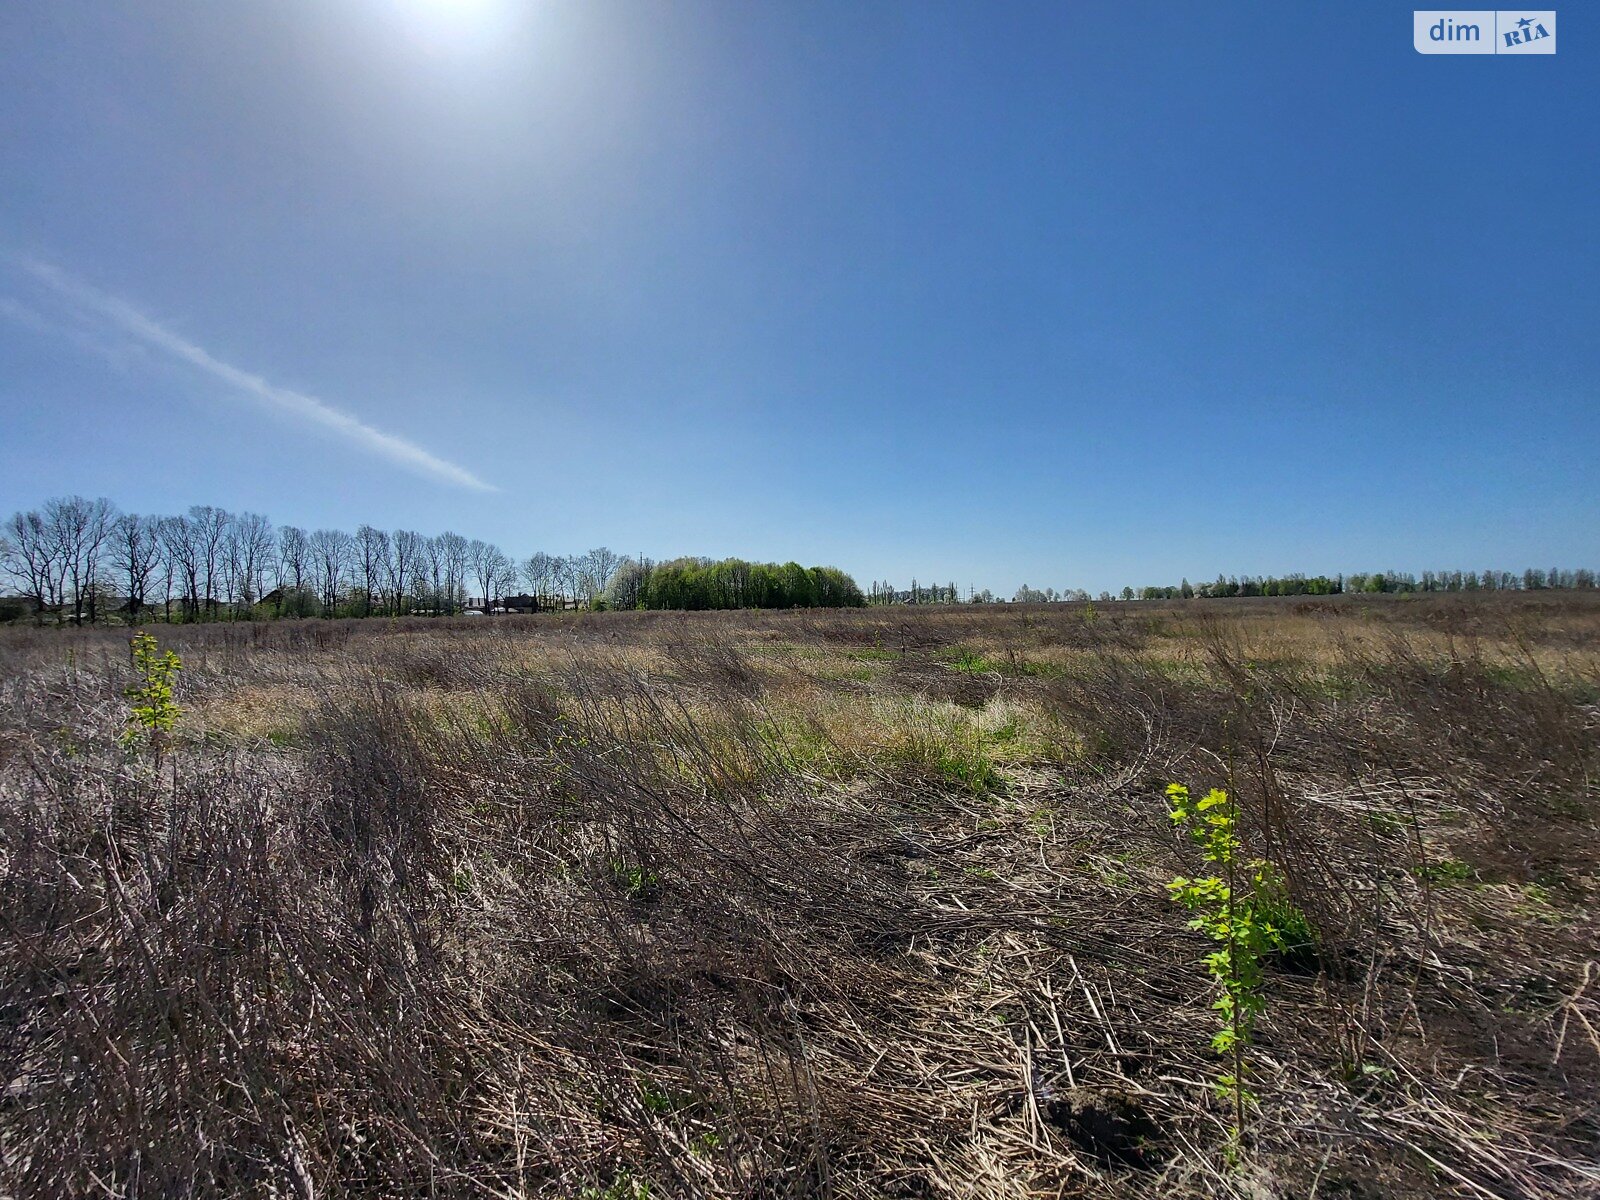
2;594;1598;1199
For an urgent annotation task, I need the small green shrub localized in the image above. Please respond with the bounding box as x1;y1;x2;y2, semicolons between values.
1166;782;1299;1145
638;1080;679;1115
610;859;661;901
123;631;182;754
580;1174;652;1200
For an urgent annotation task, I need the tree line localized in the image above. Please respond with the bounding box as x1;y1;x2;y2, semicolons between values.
1125;569;1598;601
863;571;1599;606
866;582;1097;605
0;496;864;623
866;580;966;605
606;557;863;611
4;495;1591;625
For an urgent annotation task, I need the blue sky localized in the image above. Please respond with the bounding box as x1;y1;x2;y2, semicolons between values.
2;1;1595;593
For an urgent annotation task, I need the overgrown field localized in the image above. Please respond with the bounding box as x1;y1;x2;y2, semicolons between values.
2;595;1598;1198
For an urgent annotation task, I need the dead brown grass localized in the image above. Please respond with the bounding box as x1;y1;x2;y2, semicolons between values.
0;592;1597;1198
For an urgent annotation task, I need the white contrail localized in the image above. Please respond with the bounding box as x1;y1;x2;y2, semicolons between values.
21;261;498;493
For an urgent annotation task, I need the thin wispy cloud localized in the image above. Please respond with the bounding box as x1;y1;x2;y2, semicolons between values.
17;261;497;493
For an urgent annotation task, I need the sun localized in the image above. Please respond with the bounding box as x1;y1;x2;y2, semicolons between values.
391;0;508;53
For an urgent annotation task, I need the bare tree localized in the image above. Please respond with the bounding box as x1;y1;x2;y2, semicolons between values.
550;555;575;610
188;506;231;620
108;514;160;623
419;534;444;614
390;530;424;616
309;528;354;614
158;515;202;621
1;509;62;621
277;526;310;614
579;547;620;608
469;539;511;612
356;525;390;617
520;551;555;611
221;523;243;612
43;496;116;625
231;513;275;611
418;536;443;614
492;553;519;607
80;499;117;624
434;532;469;615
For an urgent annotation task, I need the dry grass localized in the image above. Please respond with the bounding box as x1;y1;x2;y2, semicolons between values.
1;592;1597;1198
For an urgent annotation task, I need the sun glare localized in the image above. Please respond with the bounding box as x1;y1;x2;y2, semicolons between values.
392;0;509;55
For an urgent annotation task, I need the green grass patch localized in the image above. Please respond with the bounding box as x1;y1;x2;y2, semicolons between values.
947;648;998;673
931;743;1003;794
755;715;839;775
1415;858;1476;885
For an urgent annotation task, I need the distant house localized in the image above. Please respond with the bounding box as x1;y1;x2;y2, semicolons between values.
463;594;540;614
